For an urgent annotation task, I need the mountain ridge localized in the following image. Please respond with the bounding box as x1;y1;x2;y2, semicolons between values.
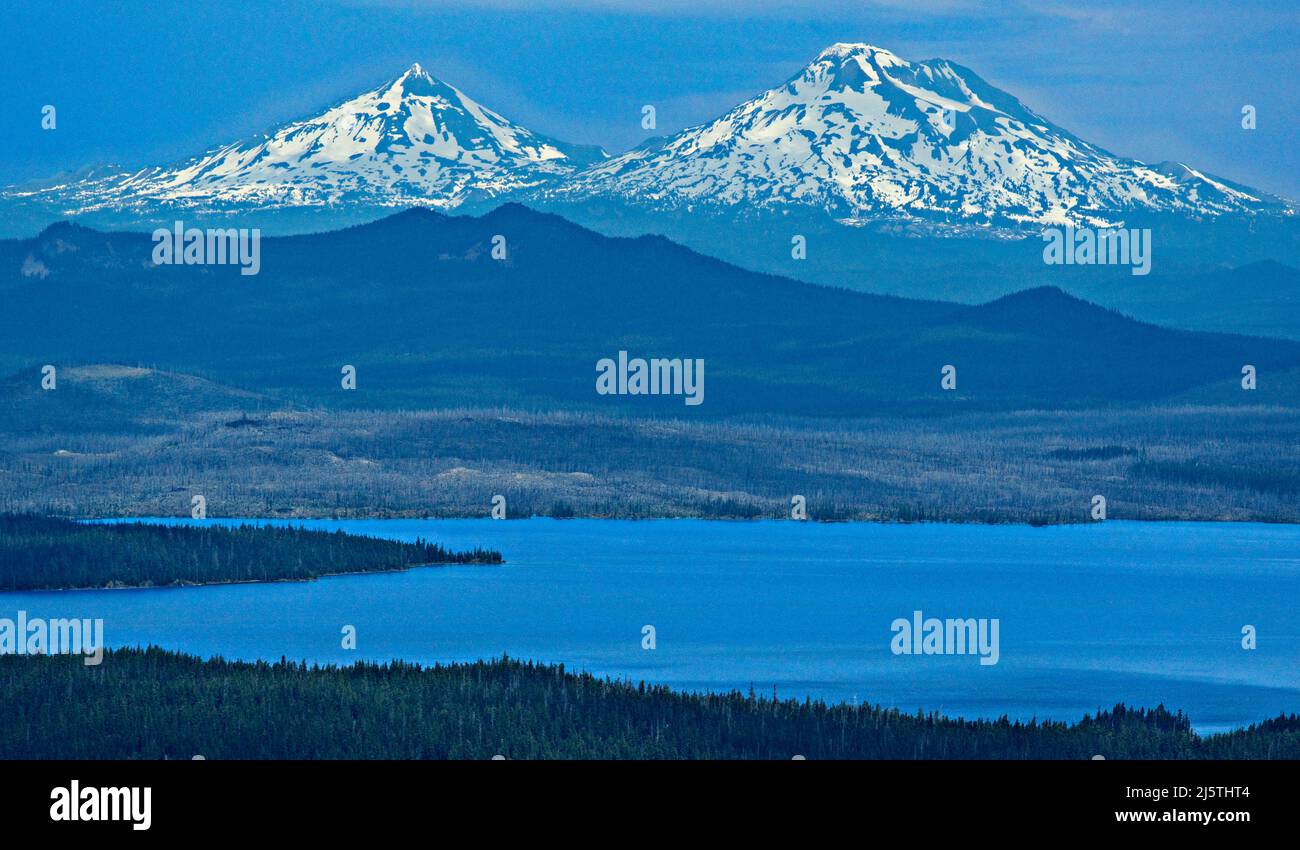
2;205;1297;417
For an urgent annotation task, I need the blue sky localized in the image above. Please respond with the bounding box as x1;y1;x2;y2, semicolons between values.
3;0;1297;199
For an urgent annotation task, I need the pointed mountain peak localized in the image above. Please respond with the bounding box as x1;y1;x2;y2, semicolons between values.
381;61;446;99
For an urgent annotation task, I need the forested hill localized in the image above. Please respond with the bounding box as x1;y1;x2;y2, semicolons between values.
0;514;501;590
2;648;1296;759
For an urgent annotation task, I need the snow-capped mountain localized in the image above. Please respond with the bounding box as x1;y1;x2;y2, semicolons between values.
12;64;604;216
552;43;1289;226
3;47;1291;232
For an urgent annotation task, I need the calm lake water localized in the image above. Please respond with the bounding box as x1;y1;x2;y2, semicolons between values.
11;518;1300;733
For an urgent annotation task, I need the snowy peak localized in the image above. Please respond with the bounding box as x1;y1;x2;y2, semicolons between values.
340;62;584;168
18;63;606;216
806;42;906;84
400;61;432;81
804;43;1015;115
382;62;453;101
557;43;1288;226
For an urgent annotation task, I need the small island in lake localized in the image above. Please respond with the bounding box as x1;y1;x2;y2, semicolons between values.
0;514;502;591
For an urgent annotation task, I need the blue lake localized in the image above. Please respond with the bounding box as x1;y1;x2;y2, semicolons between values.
8;518;1299;733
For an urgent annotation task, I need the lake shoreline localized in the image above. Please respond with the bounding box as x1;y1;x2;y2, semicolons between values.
0;560;503;594
76;513;1300;527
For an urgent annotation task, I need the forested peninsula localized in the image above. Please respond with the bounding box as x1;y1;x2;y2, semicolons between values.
0;514;501;591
